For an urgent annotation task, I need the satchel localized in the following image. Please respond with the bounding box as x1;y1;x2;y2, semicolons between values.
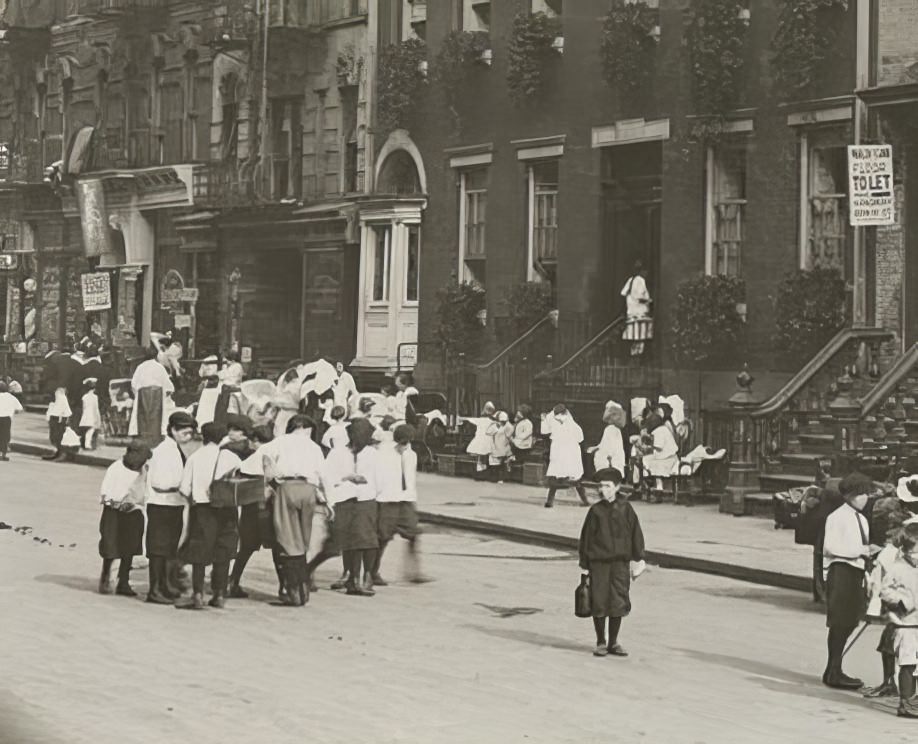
207;451;238;508
574;574;592;618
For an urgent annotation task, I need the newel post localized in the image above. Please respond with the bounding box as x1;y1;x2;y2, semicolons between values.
828;366;862;460
724;365;762;515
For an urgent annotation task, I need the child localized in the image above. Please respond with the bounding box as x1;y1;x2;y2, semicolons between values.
490;411;513;482
510;405;534;463
466;402;497;476
79;378;102;450
578;467;646;657
0;381;24;461
98;442;152;596
879;521;918;718
322;405;350;452
177;422;243;610
542;404;588;507
144;411;197;605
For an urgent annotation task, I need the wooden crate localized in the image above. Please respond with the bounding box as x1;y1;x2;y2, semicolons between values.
522;462;548;488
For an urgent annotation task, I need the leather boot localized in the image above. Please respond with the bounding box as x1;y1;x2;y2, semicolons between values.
98;562;112;595
175;592;205;610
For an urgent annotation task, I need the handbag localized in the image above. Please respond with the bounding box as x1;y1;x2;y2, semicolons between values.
207;450;238;508
574;573;592;618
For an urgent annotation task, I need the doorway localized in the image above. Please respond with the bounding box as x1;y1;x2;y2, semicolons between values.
600;141;663;320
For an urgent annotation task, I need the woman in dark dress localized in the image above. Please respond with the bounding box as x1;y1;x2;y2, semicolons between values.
578;467;647;657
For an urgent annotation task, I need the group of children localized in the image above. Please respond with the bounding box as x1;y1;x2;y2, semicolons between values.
465;402;533;481
96;406;427;610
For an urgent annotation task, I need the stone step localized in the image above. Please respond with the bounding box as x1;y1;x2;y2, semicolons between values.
758;472;812;493
797;433;835;453
778;452;826;477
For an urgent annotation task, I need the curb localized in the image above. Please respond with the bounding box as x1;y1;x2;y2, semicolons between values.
12;438;813;595
417;511;812;595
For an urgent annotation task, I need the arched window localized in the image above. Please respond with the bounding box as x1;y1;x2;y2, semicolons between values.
377;149;421;195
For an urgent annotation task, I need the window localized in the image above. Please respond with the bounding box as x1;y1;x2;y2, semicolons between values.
406;225;420;302
372;225;392;302
463;0;490;32
528;161;559;279
195;74;212;161
802;139;848;272
219;73;239;163
531;0;561;16
340;87;358;194
706;145;746;277
407;0;427;40
162;83;184;164
457;168;487;284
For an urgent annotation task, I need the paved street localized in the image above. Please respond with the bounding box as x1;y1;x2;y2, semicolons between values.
0;452;913;744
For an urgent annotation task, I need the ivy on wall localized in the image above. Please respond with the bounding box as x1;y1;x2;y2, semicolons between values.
773;268;847;365
770;0;848;98
600;1;658;102
506;11;560;106
377;38;428;133
435;281;487;359
432;30;491;122
685;0;749;139
671;274;746;369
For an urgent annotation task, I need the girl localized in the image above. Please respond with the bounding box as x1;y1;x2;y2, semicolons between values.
323;418;381;596
322;405;350;452
490;411;514;482
79;378;102;450
542;404;588;508
578;467;646;657
641;412;679;496
98;443;152;596
0;381;23;461
589;400;626;479
176;423;242;610
466;402;498;477
879;521;918;718
129;335;175;442
510;405;534;464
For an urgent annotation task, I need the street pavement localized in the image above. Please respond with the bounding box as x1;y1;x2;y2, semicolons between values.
1;453;915;744
9;413;814;589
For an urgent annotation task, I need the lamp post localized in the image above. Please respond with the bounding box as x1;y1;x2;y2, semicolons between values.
228;267;242;353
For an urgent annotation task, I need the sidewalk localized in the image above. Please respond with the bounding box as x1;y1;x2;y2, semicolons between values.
10;413;814;593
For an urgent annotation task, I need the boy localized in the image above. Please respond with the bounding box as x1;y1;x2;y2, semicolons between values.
177;422;242;610
0;381;24;461
578;467;646;657
822;472;876;689
144;411;197;604
879;521;918;718
98;442;152;596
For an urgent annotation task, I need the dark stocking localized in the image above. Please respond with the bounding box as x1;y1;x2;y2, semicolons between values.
575;485;589;506
305;548;338;578
825;626;853;677
545;488;558;507
192;564;205;595
361;549;379;581
211;561;230;596
372;543;389;577
900;665;916;701
116;556;133;587
593;617;606;646
148;556;164;593
883;652;896;683
607;617;622;648
230;548;254;586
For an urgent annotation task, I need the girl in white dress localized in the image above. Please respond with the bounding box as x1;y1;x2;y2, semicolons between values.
542;404;588;508
465;401;498;475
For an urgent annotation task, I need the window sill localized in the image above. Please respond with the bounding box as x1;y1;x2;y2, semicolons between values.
322;14;368;30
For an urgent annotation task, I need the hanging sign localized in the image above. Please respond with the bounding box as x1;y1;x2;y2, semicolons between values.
174;314;192;329
848;145;895;227
81;272;112;311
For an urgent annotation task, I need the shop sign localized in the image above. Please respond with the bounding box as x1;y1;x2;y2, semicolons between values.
848;145;895;226
75;178;113;258
174;314;192;329
0;253;17;271
81;272;112;311
241;346;252;364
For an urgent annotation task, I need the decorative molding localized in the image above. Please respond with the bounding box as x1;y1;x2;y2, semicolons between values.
449;152;493;169
512;135;565;161
787;105;853;127
591;118;670;148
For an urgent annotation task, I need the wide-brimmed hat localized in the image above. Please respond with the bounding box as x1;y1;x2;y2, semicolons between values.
897;475;918;503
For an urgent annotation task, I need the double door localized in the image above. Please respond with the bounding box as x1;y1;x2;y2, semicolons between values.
355;220;420;368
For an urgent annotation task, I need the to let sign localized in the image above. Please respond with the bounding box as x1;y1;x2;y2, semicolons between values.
848;145;895;226
81;272;112;311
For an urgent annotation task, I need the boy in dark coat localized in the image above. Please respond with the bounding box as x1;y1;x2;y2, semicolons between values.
578;467;646;657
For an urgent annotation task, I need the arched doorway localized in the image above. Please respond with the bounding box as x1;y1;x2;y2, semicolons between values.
353;131;427;370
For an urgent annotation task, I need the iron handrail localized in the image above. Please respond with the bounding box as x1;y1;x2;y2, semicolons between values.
859;342;918;417
534;315;626;379
476;313;553;371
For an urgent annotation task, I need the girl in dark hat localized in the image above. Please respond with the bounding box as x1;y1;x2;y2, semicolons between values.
578;467;646;657
322;417;381;596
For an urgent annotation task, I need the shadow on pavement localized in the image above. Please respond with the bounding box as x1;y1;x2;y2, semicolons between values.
467;624;586;654
34;574;102;594
684;584;821;614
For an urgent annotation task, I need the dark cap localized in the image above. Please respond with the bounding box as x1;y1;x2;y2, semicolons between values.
593;467;623;485
839;472;874;499
225;413;253;436
168;411;197;432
